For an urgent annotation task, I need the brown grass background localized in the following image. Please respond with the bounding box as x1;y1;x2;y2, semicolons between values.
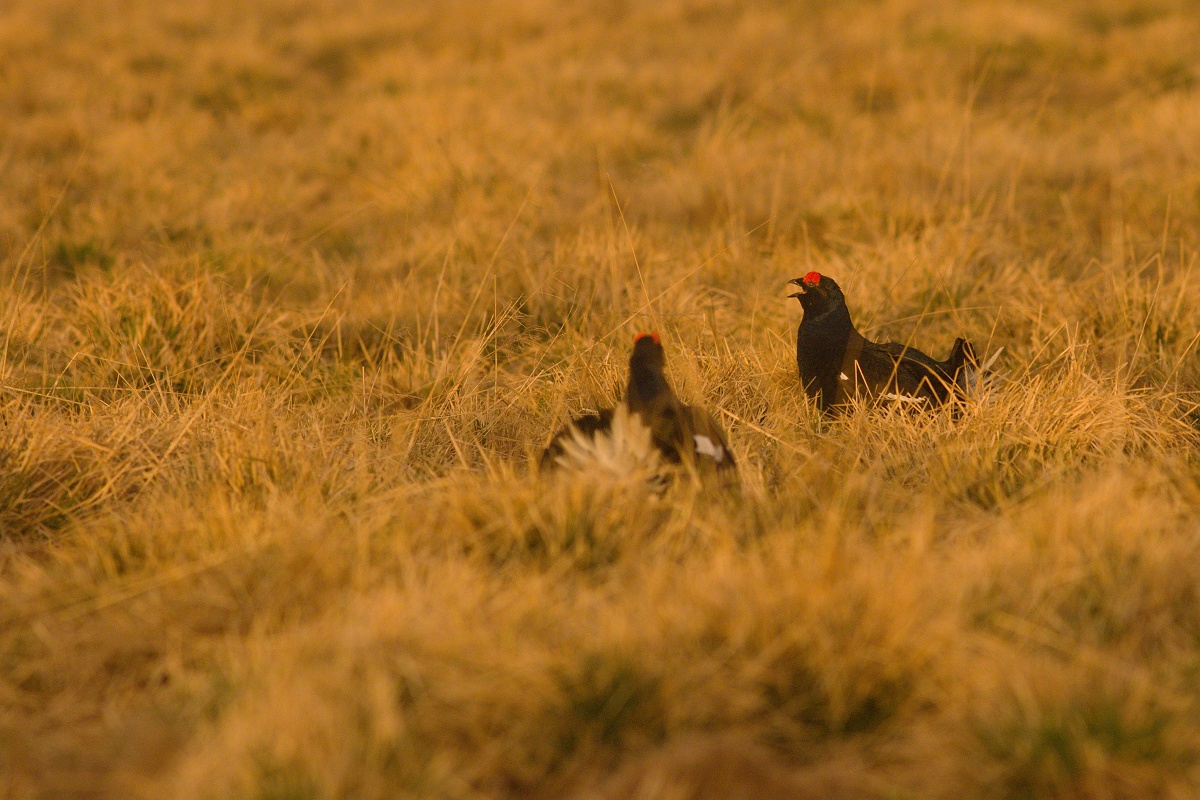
4;1;1200;797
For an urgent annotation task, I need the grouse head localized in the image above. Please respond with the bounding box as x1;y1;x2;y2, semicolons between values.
631;331;665;370
787;272;847;319
627;331;672;412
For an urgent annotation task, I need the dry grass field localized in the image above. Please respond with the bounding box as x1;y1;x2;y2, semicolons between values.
4;0;1200;797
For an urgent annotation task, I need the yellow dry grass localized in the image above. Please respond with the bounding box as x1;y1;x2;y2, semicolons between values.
3;1;1200;797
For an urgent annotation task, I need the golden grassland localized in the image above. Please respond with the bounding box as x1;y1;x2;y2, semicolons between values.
3;0;1200;797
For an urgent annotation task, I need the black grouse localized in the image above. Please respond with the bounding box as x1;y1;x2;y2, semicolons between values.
541;332;736;481
788;271;980;410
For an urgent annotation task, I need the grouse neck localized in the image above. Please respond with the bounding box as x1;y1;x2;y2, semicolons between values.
798;301;855;352
802;297;854;332
796;301;857;408
627;359;674;411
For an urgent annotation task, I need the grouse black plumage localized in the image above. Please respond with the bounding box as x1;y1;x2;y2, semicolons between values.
788;271;979;410
541;332;736;481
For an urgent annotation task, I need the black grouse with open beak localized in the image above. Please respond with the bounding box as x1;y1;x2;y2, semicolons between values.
788;272;980;410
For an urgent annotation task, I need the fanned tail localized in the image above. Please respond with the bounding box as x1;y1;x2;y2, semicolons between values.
951;339;1004;398
543;406;671;490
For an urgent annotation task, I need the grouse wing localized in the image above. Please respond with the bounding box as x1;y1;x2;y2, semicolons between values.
683;406;737;474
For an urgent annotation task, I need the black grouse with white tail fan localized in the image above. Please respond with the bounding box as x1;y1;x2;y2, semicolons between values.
542;332;736;483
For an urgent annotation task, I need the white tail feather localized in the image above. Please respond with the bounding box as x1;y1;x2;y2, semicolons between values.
882;392;926;405
962;346;1005;397
553;406;663;478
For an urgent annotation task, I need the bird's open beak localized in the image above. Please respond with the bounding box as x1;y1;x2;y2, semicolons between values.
786;277;806;299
